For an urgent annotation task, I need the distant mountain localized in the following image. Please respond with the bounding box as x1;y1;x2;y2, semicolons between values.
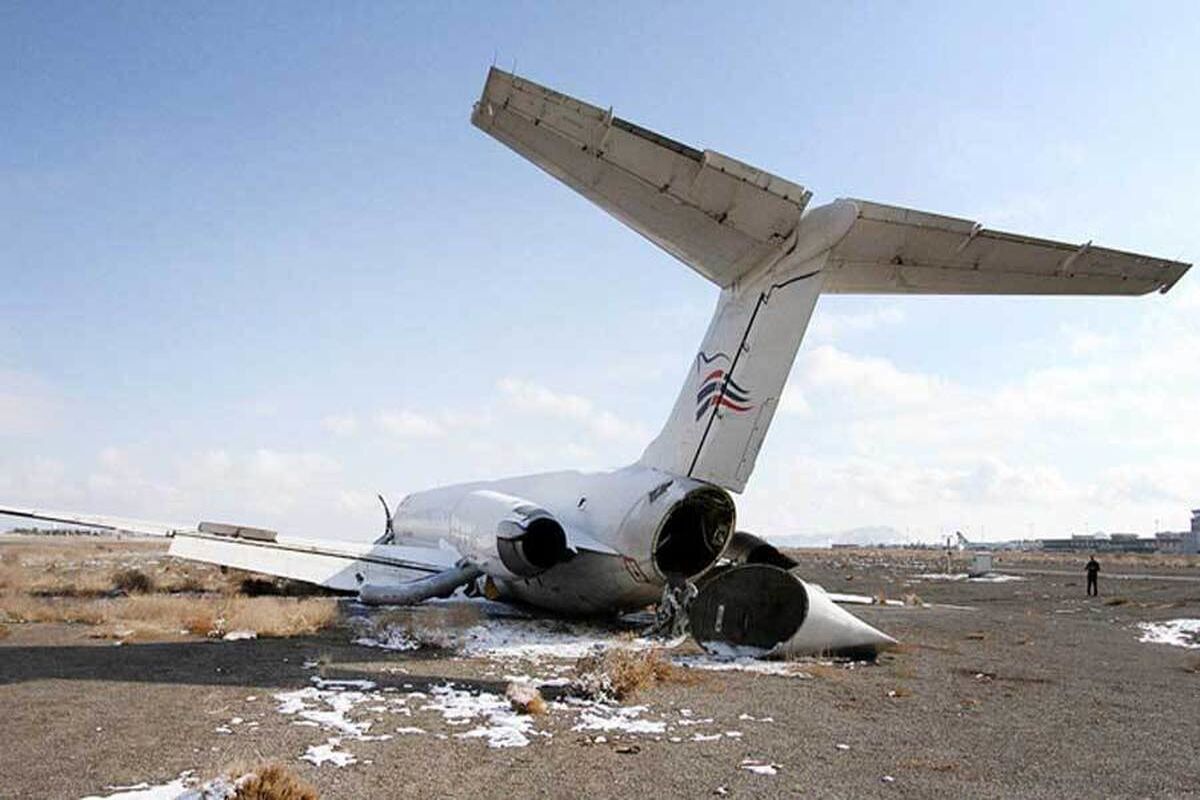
761;525;908;549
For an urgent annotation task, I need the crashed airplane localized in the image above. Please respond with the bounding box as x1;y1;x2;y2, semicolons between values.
1;69;1189;658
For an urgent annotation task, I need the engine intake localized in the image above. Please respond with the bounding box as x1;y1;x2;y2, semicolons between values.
651;486;735;579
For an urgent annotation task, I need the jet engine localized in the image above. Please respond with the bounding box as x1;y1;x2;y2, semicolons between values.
447;490;572;579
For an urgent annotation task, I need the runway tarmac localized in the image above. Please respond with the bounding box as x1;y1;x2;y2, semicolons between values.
2;541;1198;799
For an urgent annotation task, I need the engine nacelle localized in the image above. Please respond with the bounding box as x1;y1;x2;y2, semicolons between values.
395;488;572;581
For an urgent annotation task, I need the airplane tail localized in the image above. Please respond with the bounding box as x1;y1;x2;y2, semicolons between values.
472;68;1189;493
638;203;856;491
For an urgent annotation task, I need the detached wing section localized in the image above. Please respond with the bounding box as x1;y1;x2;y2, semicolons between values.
0;504;458;594
472;68;811;288
826;200;1189;295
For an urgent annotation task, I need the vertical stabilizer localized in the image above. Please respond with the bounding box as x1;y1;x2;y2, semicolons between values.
639;260;824;491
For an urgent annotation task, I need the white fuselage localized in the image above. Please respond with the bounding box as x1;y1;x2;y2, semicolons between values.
390;465;736;614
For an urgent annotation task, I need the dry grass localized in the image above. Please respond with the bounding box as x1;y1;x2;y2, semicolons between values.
0;622;9;639
233;764;319;800
572;648;687;701
0;534;338;640
0;594;338;639
112;568;154;594
888;685;914;698
903;592;923;606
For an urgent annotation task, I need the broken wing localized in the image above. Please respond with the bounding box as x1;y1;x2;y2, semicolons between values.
0;504;457;594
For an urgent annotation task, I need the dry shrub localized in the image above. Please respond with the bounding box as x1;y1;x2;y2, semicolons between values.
873;589;888;605
112;568;154;595
234;764;318;800
183;611;218;637
164;575;208;594
1104;596;1131;607
964;632;987;641
221;597;338;637
506;682;547;715
573;648;683;701
0;623;9;639
903;593;923;607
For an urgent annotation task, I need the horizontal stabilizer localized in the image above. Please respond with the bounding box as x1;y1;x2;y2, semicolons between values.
472;68;810;288
826;200;1189;295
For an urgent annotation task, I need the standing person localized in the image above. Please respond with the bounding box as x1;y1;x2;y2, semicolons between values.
1085;555;1101;597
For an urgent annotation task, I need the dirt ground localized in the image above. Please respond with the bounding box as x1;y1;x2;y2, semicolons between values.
2;536;1198;799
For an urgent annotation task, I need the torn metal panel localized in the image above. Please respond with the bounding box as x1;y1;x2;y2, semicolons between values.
689;564;896;658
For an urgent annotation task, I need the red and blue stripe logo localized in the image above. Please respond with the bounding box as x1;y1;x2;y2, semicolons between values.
695;353;753;421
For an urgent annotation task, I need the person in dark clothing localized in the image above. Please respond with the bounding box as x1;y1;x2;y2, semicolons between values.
1085;556;1100;596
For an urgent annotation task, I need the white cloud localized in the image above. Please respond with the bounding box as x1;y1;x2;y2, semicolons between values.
741;293;1200;539
376;410;445;438
802;344;947;408
497;377;648;444
808;306;905;341
322;413;359;436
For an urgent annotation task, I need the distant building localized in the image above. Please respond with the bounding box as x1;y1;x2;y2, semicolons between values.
1041;536;1158;554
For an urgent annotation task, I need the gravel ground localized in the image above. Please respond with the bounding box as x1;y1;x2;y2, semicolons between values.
2;544;1198;799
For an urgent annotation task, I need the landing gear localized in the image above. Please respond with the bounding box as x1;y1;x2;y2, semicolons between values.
649;577;698;639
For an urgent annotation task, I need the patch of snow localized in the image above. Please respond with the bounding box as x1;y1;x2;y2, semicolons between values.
916;573;1022;583
353;628;419;652
739;759;781;776
354;616;667;662
79;771;242;800
80;778;194;800
274;680;377;738
300;740;357;767
568;701;667;735
221;630;256;641
673;654;813;677
1138;619;1200;649
421;683;535;748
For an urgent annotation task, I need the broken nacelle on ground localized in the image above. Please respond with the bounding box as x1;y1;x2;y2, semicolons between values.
687;535;896;658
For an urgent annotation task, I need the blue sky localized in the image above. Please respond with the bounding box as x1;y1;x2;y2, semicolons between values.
2;2;1198;542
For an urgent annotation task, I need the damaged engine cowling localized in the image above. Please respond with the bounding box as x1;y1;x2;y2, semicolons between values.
451;489;572;579
688;563;896;658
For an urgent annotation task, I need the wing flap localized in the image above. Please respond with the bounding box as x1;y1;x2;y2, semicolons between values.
472;68;811;287
825;199;1190;295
